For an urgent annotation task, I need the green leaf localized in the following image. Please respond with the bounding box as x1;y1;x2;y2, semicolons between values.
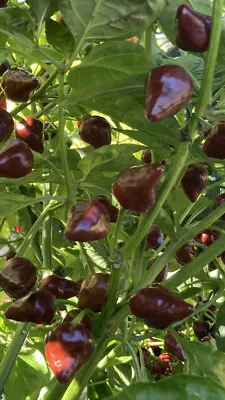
58;0;166;45
0;7;35;48
45;18;75;55
26;0;58;27
68;41;151;93
177;338;225;390
77;144;143;178
107;375;225;399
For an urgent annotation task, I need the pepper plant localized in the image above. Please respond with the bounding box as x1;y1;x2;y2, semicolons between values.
1;0;225;399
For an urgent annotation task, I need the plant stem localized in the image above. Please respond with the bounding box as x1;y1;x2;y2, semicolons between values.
0;322;30;394
42;183;52;272
58;72;74;206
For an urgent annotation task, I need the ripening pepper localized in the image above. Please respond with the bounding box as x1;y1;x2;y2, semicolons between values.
78;115;111;149
0;139;34;178
164;332;185;361
79;273;110;312
181;164;208;202
0;108;14;143
40;274;81;299
1;68;40;102
14;117;44;153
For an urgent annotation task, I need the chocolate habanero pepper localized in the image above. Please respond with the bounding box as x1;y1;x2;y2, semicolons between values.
164;332;185;362
113;164;164;213
176;5;212;53
141;149;152;164
79;273;110;312
14;117;44;153
144;65;193;122
193;320;211;342
40;274;81;299
5;288;55;324
0;139;34;178
45;322;95;383
203;123;225;159
1;68;40;102
63;309;92;330
78;115;111;149
181;164;208;203
64;200;110;242
95;194;119;223
196;230;220;247
0;108;14;143
176;244;197;264
0;257;37;298
146;225;164;250
130;284;194;329
0;60;10;76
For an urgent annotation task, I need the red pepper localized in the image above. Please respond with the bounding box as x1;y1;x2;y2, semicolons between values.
113;164;164;213
0;139;34;178
64;200;110;242
5;288;55;324
79;273;110;312
130;284;194;329
145;65;193;122
0;257;37;298
14;117;44;153
45;322;95;383
40;274;81;299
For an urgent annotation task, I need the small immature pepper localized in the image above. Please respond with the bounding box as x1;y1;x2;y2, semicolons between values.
64;200;110;242
113;164;164;213
193;321;211;342
130;284;194;329
0;139;34;178
181;164;208;203
0;257;37;298
5;288;55;324
141;149;152;164
95;195;119;223
78;115;111;149
145;65;193;122
79;273;110;312
203;123;225;159
1;68;40;103
0;108;14;143
14;117;44;153
40;274;81;299
176;5;211;53
164;332;185;362
146;225;164;250
45;322;95;383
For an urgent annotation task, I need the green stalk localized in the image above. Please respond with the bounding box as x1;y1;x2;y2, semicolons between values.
58;72;74;206
0;323;31;394
42;184;52;271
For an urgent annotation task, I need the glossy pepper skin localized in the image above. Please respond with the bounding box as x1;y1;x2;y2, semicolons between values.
216;193;225;220
14;117;44;153
164;332;185;362
64;200;110;242
203;123;225;159
196;230;220;246
95;195;119;223
176;244;197;264
1;68;40;103
0;257;37;298
5;288;55;324
176;5;211;53
181;164;208;202
63;309;92;330
130;284;194;329
0;139;34;178
79;273;110;312
45;322;95;383
79;115;111;149
113;164;164;213
146;225;164;250
0;109;14;143
193;321;211;342
40;274;81;299
144;65;193;122
141;149;152;164
0;60;10;76
147;260;168;283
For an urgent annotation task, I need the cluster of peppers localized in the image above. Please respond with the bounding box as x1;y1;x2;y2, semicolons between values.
0;1;222;385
